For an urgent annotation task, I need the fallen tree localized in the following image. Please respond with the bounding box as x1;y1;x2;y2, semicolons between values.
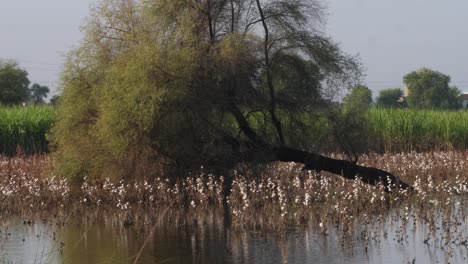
217;90;410;191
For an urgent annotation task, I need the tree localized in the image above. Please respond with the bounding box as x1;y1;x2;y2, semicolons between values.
376;88;404;108
403;68;460;109
54;0;410;192
29;83;50;104
343;85;372;111
0;60;30;105
446;86;462;109
326;85;373;163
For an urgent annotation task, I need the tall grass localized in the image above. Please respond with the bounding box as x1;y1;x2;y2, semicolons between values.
367;108;468;151
0;105;54;155
0;105;466;156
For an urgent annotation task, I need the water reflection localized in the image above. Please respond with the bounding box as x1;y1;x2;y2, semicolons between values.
0;209;467;264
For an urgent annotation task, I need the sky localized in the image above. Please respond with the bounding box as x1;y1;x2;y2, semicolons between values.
1;0;468;97
327;0;468;94
0;0;96;96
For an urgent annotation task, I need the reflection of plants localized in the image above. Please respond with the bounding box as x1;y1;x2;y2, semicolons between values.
0;152;466;232
0;257;14;264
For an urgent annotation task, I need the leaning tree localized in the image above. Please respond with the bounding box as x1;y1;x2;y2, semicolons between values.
54;0;411;191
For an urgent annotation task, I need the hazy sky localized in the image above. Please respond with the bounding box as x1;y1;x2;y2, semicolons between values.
0;0;96;96
327;0;468;94
1;0;468;97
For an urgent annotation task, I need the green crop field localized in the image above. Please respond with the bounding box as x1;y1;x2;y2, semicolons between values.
0;105;467;156
367;108;468;151
0;105;54;155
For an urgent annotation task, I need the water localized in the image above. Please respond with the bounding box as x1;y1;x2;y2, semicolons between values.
1;210;467;264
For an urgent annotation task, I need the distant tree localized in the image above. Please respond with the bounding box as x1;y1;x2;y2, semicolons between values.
343;85;373;111
446;86;462;109
0;60;30;105
403;68;460;109
29;83;50;104
376;88;404;108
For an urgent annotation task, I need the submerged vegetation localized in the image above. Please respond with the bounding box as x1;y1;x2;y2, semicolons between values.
1;1;467;263
1;152;466;233
1;151;467;263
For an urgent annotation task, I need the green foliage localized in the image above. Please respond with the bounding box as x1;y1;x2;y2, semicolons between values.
331;85;372;161
343;85;372;112
1;104;463;160
284;107;468;153
0;105;54;155
0;60;30;105
404;68;461;109
29;83;50;104
267;107;468;154
53;0;362;180
367;108;468;151
376;88;404;108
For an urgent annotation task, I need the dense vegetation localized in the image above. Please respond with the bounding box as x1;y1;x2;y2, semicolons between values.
276;108;468;153
5;1;464;191
53;0;364;182
0;105;54;155
373;68;463;110
375;88;405;108
0;59;50;105
367;108;468;151
404;68;461;109
0;105;466;158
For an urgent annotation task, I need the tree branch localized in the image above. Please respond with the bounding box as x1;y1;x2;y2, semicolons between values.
215;147;412;192
230;0;235;33
207;0;215;41
255;0;285;145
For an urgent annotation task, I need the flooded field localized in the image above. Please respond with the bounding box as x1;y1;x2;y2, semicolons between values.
0;151;467;263
1;207;467;264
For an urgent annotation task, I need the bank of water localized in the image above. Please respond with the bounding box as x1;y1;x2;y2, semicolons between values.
1;208;467;264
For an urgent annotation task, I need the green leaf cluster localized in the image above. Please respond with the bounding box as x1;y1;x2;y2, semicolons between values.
376;88;404;108
53;0;362;180
0;59;50;105
343;85;372;112
403;68;461;110
0;60;30;105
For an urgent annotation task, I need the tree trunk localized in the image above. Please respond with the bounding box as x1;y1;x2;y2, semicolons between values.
216;146;412;192
224;96;412;193
272;147;412;192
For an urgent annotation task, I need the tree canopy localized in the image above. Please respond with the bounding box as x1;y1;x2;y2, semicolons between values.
53;0;409;191
30;83;50;104
343;85;372;111
376;88;404;108
403;68;460;110
0;59;50;105
0;60;30;105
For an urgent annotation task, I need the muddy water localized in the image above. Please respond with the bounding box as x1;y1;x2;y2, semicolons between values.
1;210;467;264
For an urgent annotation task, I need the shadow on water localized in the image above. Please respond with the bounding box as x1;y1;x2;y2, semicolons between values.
1;207;467;264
